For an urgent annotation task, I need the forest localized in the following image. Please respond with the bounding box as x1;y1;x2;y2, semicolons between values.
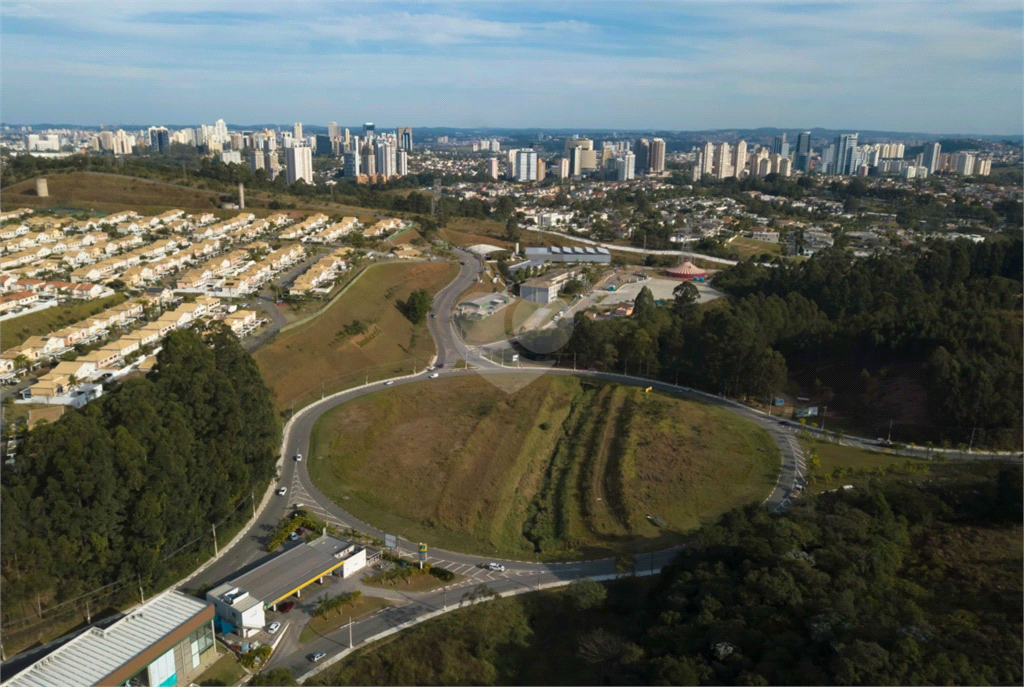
526;237;1022;448
0;327;280;643
298;463;1021;686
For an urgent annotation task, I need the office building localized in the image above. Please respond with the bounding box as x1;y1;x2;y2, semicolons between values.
148;127;170;152
515;150;538;181
286;146;313;184
732;140;747;179
772;133;789;158
292;122;303;142
315;134;332;156
488;157;500;180
834;133;858;175
397;150;408;176
344;150;360;177
634;138;650;174
3;591;216;687
397;127;413;151
795;131;812;172
923;142;941;174
649;138;666;173
327;121;341;141
363;122;375;139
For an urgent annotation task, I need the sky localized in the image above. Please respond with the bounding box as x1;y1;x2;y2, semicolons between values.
2;1;1022;134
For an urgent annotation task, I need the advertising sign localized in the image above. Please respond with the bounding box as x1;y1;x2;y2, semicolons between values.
385;534;397;549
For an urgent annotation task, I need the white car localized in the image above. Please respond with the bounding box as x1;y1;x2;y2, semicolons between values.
294;453;302;462
429;373;440;379
384;380;394;386
267;622;281;634
277;487;287;496
487;562;506;572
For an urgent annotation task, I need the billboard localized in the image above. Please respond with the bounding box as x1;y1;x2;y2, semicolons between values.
385;534;397;549
418;543;427;562
795;406;819;418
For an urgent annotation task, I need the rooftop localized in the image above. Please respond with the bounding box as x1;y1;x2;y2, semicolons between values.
3;591;211;687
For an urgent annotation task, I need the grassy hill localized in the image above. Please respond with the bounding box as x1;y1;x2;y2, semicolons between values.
254;260;458;412
307;375;780;560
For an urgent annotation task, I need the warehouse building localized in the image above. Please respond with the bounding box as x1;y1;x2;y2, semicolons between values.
3;591;216;687
524;246;611;264
207;534;368;638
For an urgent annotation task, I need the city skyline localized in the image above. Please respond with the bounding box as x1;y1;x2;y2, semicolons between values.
2;2;1022;134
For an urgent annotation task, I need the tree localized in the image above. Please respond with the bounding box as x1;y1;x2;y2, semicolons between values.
671;281;699;320
632;285;656;320
397;288;432;324
566;578;608;611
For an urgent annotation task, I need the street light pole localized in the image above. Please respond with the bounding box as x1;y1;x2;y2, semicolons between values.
212;523;218;557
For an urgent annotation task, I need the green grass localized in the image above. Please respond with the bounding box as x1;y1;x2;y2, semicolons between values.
254;261;457;411
1;293;126;351
307;376;780;560
455;299;541;344
196;649;247;686
728;236;783;259
298;596;392;645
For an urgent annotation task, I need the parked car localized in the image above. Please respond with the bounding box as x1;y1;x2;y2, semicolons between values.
437;363;444;368
277;487;287;496
429;373;440;379
279;601;295;613
487;562;506;572
310;652;327;662
289;531;299;541
267;622;281;634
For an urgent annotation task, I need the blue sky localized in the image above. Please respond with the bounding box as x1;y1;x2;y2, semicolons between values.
2;1;1022;133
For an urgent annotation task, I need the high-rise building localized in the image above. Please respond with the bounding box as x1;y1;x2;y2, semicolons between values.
286;146;313;184
700;142;715;177
344;150;360;177
923;142;941;174
264;151;281;180
360;141;376;176
293;122;303;142
220;150;242;165
327;122;341;141
489;138;500;152
397;150;408;176
113;129;133;155
795;131;812;172
536;156;546;181
229;132;244;151
315;135;332;156
515;150;538;181
148;127;170;152
712;142;732;179
488;157;500;180
834;133;858;175
249;149;265;173
376;140;396;177
214;119;228;143
363;123;375;139
634;138;650;174
732;140;747;179
557;158;570;179
649;138;666;173
772;133;789;158
954;152;975;175
615;152;636;181
748;146;769;178
397;127;413;151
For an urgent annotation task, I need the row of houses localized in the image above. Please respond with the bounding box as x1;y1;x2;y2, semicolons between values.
289;247;352;295
0;207;34;223
0;276;110;298
304;217;359;243
363;217;403;238
278;213;330;240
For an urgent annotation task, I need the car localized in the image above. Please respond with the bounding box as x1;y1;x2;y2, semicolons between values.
487;562;506;572
310;652;327;662
279;601;295;613
267;622;281;634
294;453;302;461
276;301;285;306
437;363;444;368
289;531;299;541
384;380;394;386
430;313;436;318
277;487;287;496
429;373;440;379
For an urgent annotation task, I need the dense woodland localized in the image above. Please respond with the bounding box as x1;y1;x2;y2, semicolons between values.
522;238;1023;448
0;327;280;637
299;463;1022;686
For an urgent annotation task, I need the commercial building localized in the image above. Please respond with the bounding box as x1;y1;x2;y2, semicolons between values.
923;141;941;174
286;146;313;185
834;133;858;175
3;591;216;687
206;534;369;638
795;131;812;172
397;127;413;151
524;246;611;264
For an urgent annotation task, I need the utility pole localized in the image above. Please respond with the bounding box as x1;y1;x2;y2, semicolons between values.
212;523;219;557
86;599;91;624
573;352;576;371
443;584;447;611
887;419;894;444
138;576;145;605
821;406;827;433
252;490;256;518
968;422;977;453
348;616;353;648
